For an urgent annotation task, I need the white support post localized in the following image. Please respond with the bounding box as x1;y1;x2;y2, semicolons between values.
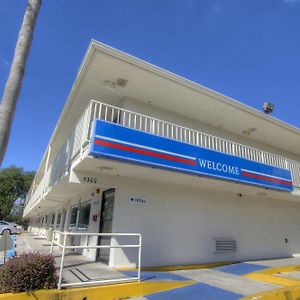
50;231;55;254
138;234;142;282
58;233;67;290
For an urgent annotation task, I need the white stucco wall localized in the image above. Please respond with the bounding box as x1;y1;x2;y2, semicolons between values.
110;177;300;267
33;174;300;268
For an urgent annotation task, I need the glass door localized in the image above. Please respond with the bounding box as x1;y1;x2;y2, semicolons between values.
96;189;115;263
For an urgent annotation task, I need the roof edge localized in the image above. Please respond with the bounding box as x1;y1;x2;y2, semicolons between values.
90;40;300;137
33;39;300;182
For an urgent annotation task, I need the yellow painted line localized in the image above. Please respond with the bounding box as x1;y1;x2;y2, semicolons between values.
115;260;239;272
0;280;195;300
241;265;300;299
249;265;300;275
244;264;300;287
245;273;300;287
241;285;300;300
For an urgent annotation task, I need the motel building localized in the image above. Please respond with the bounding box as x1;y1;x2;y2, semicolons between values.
24;40;300;270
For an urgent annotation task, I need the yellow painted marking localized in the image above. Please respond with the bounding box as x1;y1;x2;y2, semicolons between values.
0;280;194;300
249;265;300;275
241;264;300;299
245;273;300;287
241;285;300;300
115;260;239;272
244;264;300;287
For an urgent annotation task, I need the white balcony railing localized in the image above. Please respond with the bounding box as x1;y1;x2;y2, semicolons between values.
24;100;300;215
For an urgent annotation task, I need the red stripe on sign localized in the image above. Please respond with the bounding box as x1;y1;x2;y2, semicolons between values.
94;138;196;166
241;171;292;186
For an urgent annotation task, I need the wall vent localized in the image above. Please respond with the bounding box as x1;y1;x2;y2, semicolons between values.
214;238;237;253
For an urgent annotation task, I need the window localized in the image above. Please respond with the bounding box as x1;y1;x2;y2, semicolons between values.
51;214;55;227
68;203;91;231
69;206;79;230
78;203;91;230
56;213;62;228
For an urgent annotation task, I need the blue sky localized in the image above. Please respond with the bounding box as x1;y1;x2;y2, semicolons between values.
1;0;300;171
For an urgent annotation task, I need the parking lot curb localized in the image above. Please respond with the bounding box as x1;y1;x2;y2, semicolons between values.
0;280;194;300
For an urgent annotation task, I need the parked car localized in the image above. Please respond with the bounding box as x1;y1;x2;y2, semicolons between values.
0;221;17;235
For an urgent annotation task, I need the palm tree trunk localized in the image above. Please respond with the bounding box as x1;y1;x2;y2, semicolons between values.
0;0;41;166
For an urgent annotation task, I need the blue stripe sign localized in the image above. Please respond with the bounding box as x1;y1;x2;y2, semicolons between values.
89;120;293;191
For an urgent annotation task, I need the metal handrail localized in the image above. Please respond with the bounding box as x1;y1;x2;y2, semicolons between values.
50;230;142;289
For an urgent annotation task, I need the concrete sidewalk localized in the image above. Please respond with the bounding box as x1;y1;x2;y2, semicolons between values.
16;232;131;286
14;233;300;299
133;259;300;299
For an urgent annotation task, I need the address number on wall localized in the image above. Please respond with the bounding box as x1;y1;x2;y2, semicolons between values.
82;177;97;184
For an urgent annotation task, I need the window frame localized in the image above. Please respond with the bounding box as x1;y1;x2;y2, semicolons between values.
50;213;55;228
44;215;48;227
68;201;91;231
69;206;79;230
56;212;62;229
77;203;91;231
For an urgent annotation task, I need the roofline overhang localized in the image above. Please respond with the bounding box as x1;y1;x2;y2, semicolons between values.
34;39;300;180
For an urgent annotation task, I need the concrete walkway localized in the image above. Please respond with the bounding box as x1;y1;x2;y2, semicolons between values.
16;233;131;286
174;268;278;295
133;259;300;300
14;233;300;299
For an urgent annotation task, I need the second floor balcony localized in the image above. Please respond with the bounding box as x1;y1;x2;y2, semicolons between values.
24;100;300;216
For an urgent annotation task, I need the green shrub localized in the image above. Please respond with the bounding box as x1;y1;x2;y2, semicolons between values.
0;252;58;293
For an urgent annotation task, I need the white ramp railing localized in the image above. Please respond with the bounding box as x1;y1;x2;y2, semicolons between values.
50;231;142;289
